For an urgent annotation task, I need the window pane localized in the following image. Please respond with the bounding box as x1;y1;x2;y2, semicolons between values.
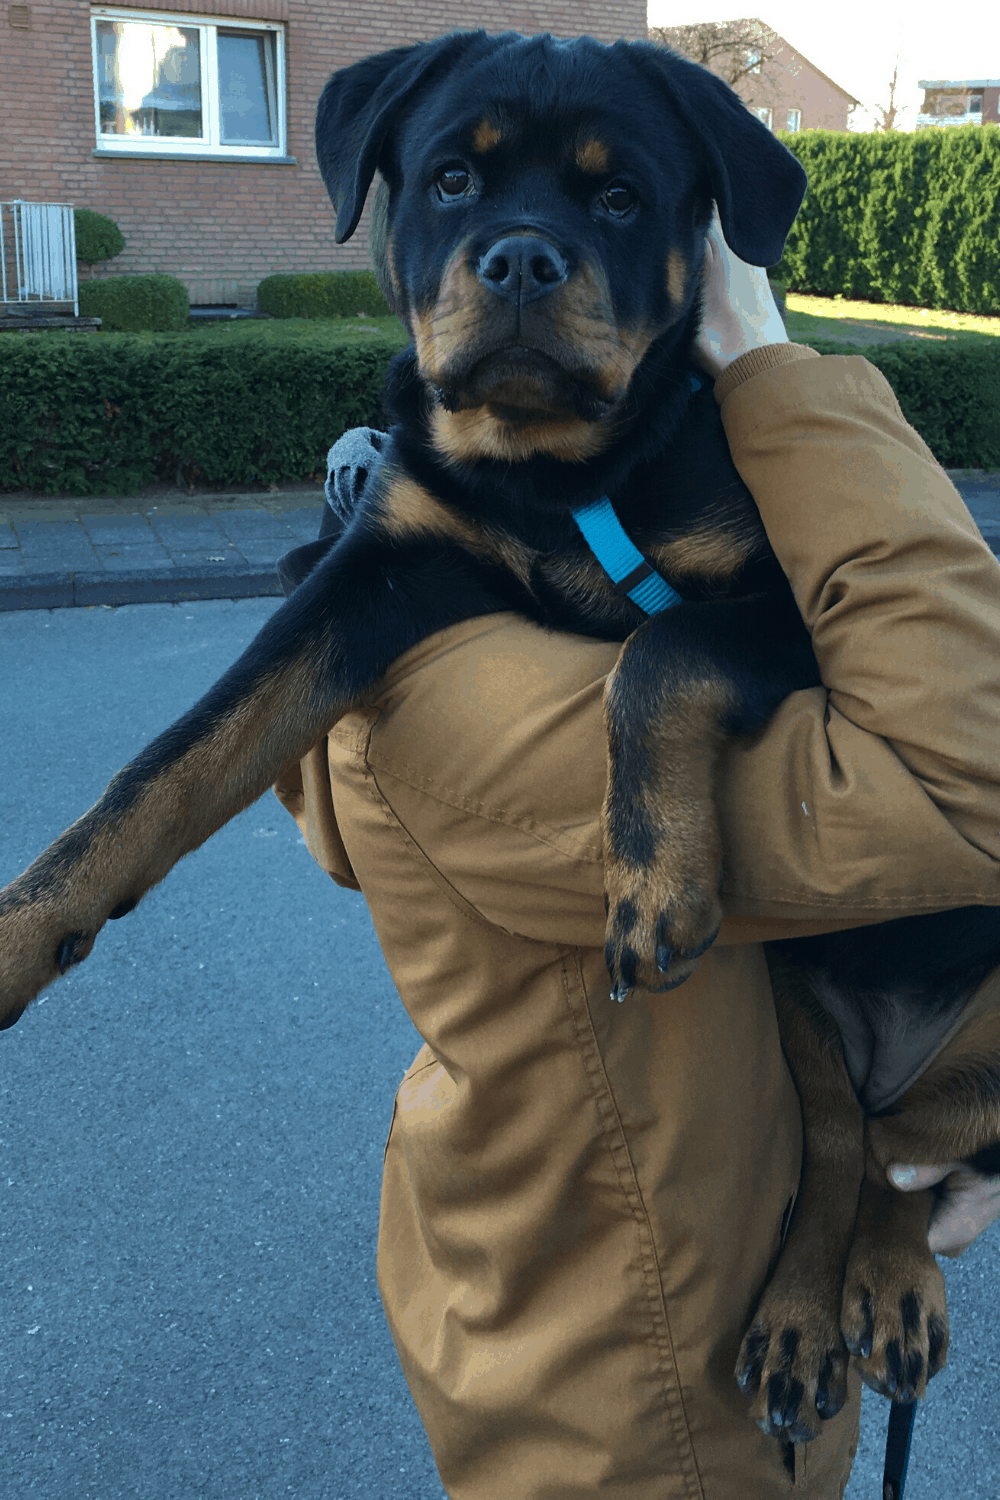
96;19;202;139
218;32;276;145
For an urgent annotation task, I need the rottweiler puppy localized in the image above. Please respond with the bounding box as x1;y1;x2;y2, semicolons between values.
2;29;1000;1448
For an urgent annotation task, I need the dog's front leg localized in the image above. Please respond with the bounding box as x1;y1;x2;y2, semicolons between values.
602;589;818;998
0;524;493;1025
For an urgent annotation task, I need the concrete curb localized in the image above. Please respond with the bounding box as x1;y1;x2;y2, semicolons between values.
0;562;283;612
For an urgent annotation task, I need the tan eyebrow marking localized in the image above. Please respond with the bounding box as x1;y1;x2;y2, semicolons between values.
473;117;504;153
576;138;610;174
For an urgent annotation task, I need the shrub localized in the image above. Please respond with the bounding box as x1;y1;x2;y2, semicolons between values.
257;270;390;319
775;126;1000;316
79;274;190;332
0;329;395;494
74;208;125;266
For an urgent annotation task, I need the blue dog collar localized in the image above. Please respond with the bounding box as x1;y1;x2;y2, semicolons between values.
571;373;701;615
572;497;682;614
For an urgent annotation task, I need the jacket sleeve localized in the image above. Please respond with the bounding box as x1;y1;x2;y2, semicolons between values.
714;345;1000;921
277;347;1000;946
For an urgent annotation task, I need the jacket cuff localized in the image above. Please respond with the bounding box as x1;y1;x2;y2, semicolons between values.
713;343;820;406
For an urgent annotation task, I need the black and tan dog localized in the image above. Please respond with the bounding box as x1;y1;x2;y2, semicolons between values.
2;30;1000;1447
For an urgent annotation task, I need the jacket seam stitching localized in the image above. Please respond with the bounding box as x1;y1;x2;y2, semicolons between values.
559;952;705;1500
366;754;604;864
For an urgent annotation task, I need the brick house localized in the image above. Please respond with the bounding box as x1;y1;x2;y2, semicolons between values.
916;80;1000;130
736;29;859;134
0;0;646;306
657;19;858;134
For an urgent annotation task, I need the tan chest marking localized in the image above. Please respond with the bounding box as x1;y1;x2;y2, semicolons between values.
380;475;536;590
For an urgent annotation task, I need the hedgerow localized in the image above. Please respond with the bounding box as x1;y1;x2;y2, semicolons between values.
78;274;190;333
775;126;1000;316
0;330;394;494
257;271;390;319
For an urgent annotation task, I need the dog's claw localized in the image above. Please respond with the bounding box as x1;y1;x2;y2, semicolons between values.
57;933;87;974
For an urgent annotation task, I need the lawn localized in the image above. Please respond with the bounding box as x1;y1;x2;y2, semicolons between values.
180;313;409;349
784;294;1000;351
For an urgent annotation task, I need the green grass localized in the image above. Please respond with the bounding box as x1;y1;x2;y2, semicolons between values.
179;313;409;348
785;294;1000;351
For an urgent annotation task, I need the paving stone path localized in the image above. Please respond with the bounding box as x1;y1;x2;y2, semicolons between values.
1;472;998;611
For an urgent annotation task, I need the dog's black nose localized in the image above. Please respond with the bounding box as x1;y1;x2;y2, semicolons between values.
477;235;568;305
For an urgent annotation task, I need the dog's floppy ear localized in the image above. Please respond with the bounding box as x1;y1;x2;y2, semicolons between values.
316;34;480;244
643;44;807;267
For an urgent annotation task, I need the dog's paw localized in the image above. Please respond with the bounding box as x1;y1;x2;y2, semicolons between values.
840;1245;948;1401
735;1293;850;1443
0;886;100;1024
603;857;721;1001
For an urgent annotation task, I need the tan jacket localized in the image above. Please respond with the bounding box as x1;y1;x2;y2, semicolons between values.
275;347;1000;1499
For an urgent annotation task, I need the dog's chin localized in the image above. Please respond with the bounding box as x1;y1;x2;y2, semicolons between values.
435;349;615;425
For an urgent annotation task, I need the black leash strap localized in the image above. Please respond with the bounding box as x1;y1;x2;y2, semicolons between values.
883;1401;917;1500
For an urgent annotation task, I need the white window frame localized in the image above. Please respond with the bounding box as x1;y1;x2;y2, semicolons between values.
91;7;287;159
786;108;801;132
754;106;773;130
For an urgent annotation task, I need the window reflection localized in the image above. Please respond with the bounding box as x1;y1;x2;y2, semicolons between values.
97;19;202;138
219;32;277;145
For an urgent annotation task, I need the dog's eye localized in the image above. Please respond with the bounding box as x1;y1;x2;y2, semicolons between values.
600;181;636;217
435;164;474;200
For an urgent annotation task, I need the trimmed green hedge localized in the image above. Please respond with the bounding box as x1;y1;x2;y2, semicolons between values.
257;271;390;319
775;126;1000;315
79;274;190;333
74;209;125;266
2;332;996;494
0;332;394;495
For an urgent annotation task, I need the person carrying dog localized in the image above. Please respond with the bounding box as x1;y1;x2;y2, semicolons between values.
275;224;1000;1497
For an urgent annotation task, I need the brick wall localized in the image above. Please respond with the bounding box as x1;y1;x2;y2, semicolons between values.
1;0;646;303
730;39;856;133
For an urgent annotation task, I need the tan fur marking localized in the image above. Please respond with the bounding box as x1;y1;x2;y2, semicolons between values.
380;475;482;549
666;247;688;307
575;137;610;174
412;252;490;385
381;474;536;589
473;117;503;153
430;406;611;465
649;528;753;586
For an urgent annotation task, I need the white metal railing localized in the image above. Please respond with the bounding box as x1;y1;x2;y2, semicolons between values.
916;111;984;129
0;201;79;316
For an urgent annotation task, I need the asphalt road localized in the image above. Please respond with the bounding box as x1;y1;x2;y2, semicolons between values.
1;600;447;1500
1;600;998;1499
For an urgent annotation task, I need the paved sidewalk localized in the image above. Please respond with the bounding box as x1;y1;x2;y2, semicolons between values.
0;489;327;611
1;472;998;612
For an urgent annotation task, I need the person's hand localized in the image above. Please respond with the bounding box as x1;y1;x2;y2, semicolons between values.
888;1160;1000;1257
692;207;789;380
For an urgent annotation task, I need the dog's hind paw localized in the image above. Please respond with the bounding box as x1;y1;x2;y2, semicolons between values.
735;1298;850;1443
840;1252;948;1402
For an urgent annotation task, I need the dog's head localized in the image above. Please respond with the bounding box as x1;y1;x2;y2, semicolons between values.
316;32;806;465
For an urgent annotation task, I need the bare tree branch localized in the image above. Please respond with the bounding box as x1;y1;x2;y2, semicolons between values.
649;19;781;90
868;60;901;131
